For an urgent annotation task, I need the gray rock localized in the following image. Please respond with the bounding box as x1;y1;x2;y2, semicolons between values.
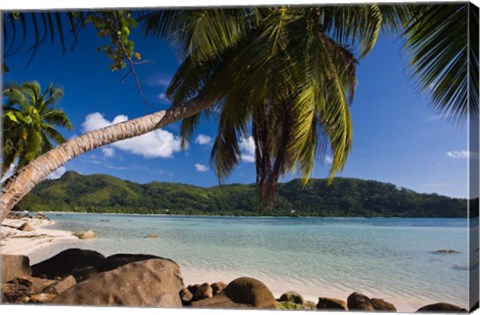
1;255;32;283
52;258;184;307
317;297;348;310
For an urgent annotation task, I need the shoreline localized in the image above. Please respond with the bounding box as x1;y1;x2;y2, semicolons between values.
1;215;470;312
1;217;81;264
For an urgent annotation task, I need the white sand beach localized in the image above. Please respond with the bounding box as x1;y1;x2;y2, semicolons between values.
0;217;81;263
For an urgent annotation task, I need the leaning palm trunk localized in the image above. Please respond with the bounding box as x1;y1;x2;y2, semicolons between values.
0;94;217;222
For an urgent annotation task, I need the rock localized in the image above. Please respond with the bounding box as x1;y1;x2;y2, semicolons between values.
434;249;459;254
179;287;193;305
11;276;48;294
97;253;163;273
317;297;348;310
1;255;32;283
279;291;304;305
44;276;76;295
347;292;375;311
53;258;184;307
30;293;57;303
31;248;106;279
17;222;35;231
192;277;278;309
73;230;96;239
371;298;397;311
471;300;479;313
193;283;213;301
144;234;160;238
211;281;227;295
188;284;201;295
416;303;468;312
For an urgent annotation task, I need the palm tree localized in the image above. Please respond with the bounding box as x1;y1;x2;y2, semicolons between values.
0;4;477;220
2;81;72;176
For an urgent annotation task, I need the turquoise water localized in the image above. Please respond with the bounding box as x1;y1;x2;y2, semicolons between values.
43;214;471;310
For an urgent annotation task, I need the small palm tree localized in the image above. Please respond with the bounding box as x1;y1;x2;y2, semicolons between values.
2;81;73;176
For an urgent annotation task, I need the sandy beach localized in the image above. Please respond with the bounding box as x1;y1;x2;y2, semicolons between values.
1;217;81;264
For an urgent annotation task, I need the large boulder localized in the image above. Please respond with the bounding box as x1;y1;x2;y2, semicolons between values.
279;291;304;305
98;253;162;273
31;248;106;279
347;293;397;311
192;277;278;309
347;292;375;311
52;258;184;307
1;255;32;283
416;303;468;312
317;297;348;310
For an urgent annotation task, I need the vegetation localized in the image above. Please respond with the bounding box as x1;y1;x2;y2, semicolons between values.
16;171;467;218
2;81;72;176
1;5;477;220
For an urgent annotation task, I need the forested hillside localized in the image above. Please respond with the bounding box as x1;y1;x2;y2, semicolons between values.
16;171;467;217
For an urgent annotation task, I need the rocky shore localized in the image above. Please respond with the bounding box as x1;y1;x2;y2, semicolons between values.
1;214;474;312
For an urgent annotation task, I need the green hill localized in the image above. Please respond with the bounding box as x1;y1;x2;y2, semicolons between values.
16;171;467;217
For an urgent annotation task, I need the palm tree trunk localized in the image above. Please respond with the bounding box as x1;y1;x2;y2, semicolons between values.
0;94;217;222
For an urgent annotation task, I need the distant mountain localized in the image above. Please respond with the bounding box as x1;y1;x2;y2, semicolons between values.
16;171;468;217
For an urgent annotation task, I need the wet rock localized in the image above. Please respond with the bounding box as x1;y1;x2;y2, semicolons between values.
53;258;184;307
192;283;213;301
32;248;106;279
73;230;96;239
98;253;163;273
416;302;467;312
317;297;348;310
279;291;304;304
211;281;227;295
1;255;32;283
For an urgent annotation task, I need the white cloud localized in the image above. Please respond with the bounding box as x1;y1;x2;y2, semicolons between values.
325;155;333;164
195;134;212;145
446;150;479;159
239;136;255;163
82;112;184;158
101;147;115;158
147;73;172;87
195;163;209;172
46;166;66;180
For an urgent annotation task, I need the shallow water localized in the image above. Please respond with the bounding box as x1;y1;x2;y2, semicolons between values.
42;213;472;311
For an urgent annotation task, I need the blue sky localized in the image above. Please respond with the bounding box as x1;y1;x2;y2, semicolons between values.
2;10;471;198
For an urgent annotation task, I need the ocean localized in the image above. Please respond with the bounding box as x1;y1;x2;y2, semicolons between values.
39;213;473;311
